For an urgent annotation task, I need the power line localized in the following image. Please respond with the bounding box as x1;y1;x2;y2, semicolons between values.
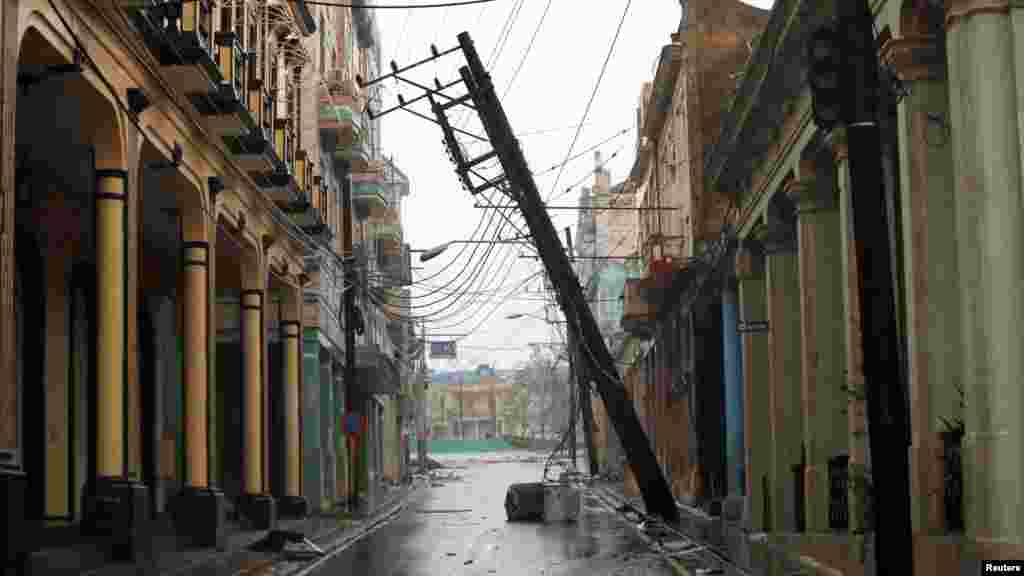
533;127;631;178
499;0;553;99
295;0;497;8
545;0;633;202
485;0;526;72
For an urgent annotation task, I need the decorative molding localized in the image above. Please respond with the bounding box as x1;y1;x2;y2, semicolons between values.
879;35;944;83
945;0;1011;31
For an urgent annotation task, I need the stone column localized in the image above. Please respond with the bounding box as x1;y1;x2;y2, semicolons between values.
172;208;225;548
239;256;275;529
787;159;848;533
758;212;803;533
945;0;1024;553
829;128;869;534
278;283;307;517
85;168;148;557
881;33;962;535
721;275;745;500
95;169;128;482
736;240;770;531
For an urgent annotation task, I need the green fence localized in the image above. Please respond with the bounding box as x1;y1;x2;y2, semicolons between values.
427;438;514;454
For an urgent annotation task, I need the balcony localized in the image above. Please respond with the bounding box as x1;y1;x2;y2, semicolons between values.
124;0;262;139
324;69;362;100
125;0;219;97
373;226;402;260
351;171;388;220
334;140;372;171
194;31;257;137
621;278;654;337
319;90;363;148
355;342;399;395
243;117;298;202
283;150;329;237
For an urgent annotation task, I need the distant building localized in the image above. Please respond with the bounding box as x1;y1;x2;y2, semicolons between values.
427;365;518;439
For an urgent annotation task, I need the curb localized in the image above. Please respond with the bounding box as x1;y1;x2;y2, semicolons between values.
277;480;426;576
587;486;694;576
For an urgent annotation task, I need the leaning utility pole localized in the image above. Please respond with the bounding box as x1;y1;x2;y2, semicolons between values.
357;32;679;524
808;3;913;573
450;33;678;522
565;226;598;475
564;227;578;470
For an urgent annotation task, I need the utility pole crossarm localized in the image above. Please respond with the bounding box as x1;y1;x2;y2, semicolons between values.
438;31;679;523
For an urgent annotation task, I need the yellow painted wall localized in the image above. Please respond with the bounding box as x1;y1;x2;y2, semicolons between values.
45;244;69;518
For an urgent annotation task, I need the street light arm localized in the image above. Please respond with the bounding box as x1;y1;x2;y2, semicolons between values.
419;241;452;262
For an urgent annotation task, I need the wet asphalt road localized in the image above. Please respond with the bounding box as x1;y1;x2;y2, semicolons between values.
300;452;676;576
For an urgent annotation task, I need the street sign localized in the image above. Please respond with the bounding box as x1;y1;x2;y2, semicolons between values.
738;320;770;333
430;340;457;358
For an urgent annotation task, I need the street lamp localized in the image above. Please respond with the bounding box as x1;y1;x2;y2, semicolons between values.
411;235;532;263
506;312;567;324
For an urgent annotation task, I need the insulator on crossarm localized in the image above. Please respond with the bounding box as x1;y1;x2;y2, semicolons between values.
434;77;442;90
398;94;406;105
430;44;439;59
390;60;399;74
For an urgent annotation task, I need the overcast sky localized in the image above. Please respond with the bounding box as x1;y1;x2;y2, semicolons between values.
375;0;774;372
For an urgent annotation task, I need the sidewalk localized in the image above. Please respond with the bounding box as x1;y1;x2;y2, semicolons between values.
24;479;425;576
592;481;822;576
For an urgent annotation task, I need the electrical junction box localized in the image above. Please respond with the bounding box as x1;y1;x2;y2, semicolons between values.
542;482;581;523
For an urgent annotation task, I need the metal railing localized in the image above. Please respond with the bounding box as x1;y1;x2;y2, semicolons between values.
828;453;850;531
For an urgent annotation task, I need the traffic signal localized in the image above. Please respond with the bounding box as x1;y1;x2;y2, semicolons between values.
807;22;850;131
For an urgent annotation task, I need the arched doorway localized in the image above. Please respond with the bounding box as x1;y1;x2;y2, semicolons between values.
14;24;127;537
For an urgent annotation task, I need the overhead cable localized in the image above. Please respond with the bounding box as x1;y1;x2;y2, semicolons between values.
293;0;497;8
545;0;634;202
499;0;554;99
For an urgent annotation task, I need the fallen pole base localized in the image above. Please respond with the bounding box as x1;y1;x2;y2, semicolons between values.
504;482;580;523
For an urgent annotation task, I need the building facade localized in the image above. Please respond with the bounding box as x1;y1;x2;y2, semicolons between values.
601;0;1024;574
0;0;415;565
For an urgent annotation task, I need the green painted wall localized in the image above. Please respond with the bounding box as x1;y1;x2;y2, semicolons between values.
302;329;322;509
739;274;770;531
767;252;803;531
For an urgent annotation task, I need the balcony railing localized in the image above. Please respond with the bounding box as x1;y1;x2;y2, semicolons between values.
274;118;294;170
318;93;362;146
215;31;246;102
621;278;653;337
351;172;388;218
178;0;213;59
294;149;309;196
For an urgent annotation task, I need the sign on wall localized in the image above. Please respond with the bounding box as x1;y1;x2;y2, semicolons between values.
737;320;770;334
430;340;457;359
